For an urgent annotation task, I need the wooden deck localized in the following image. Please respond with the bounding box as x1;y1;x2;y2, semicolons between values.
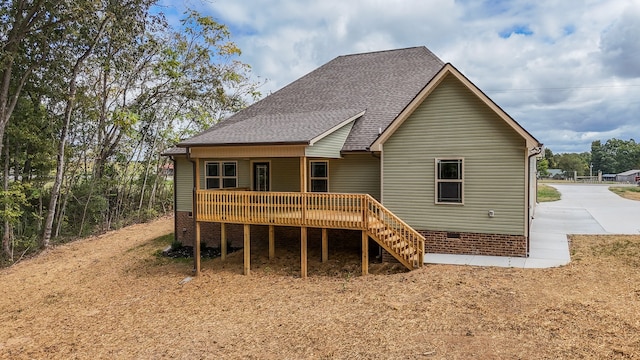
194;190;425;276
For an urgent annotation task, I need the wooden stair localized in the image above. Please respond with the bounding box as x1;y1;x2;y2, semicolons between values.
364;196;425;270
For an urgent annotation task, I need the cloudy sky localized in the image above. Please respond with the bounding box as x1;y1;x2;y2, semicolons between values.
158;0;639;153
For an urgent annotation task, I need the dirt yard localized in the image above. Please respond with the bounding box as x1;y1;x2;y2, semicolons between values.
1;216;639;359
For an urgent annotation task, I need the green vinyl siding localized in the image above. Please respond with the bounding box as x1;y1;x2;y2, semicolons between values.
383;74;526;235
175;156;193;212
271;158;301;192
329;154;380;200
305;121;354;158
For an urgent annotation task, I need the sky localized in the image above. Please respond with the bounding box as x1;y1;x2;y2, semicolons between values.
156;0;640;153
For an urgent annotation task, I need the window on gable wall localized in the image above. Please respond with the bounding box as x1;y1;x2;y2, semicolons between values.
435;158;463;204
205;161;237;189
310;161;328;192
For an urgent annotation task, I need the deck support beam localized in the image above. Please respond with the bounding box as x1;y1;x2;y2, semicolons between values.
301;226;308;278
194;222;201;276
269;225;275;260
362;230;368;276
220;223;227;261
321;228;328;262
243;224;250;275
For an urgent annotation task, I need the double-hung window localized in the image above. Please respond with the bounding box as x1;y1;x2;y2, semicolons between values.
310;161;328;192
205;161;237;189
435;158;463;204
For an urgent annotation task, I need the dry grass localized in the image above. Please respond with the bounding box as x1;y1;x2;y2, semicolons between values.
610;186;640;201
1;217;639;359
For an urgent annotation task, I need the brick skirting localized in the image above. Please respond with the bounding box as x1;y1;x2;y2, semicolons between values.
380;230;527;263
419;230;527;257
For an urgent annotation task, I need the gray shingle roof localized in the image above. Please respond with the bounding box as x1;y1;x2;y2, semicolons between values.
161;147;186;155
617;169;640;176
178;46;445;151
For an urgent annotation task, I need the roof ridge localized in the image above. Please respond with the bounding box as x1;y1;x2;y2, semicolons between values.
336;46;428;59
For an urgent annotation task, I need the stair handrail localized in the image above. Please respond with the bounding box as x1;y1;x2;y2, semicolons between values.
363;194;425;268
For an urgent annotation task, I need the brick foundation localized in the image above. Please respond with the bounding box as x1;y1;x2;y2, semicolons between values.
420;230;527;257
381;230;527;262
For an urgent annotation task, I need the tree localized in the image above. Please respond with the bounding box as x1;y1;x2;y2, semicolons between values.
556;153;589;177
544;148;558;169
590;138;640;174
537;157;549;177
42;0;158;247
1;4;259;259
0;0;68;159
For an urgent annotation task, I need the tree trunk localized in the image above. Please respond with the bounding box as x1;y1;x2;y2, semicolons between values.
42;16;110;247
3;144;12;258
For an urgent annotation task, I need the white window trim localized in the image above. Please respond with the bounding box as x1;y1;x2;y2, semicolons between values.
309;160;329;192
434;157;464;205
204;160;238;189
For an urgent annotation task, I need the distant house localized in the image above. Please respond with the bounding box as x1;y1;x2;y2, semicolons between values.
546;169;565;180
616;169;640;183
160;163;174;177
163;47;542;276
602;174;617;182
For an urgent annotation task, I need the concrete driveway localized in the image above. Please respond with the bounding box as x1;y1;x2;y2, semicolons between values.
540;184;640;234
426;183;640;268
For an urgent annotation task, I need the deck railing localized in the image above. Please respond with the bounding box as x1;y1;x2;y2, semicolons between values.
196;190;425;269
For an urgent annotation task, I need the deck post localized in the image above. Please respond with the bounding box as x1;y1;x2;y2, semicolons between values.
362;230;368;276
243;224;250;275
194;221;201;276
300;157;307;226
220;223;227;261
269;225;275;260
301;226;308;278
321;228;328;262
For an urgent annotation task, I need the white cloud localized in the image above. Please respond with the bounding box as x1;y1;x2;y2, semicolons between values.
176;0;640;153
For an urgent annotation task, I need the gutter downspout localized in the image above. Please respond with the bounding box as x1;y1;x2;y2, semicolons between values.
169;156;177;244
527;146;543;256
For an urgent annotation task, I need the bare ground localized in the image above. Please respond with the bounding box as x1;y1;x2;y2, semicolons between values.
1;216;639;359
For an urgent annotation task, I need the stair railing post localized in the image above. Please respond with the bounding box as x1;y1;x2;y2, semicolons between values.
362;195;368;230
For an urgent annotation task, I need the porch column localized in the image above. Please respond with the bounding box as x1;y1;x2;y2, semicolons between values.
301;226;308;278
194;155;200;218
321;228;328;262
300;156;307;193
362;230;368;276
244;224;250;275
269;225;275;260
194;221;201;276
221;223;227;261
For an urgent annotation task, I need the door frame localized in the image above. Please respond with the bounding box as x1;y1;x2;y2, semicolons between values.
251;160;271;191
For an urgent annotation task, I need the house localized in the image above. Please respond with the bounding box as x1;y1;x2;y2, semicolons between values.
545;169;565;180
160;162;174;178
615;169;640;183
163;47;542;277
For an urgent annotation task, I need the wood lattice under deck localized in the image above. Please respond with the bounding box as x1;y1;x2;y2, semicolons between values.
193;190;425;277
